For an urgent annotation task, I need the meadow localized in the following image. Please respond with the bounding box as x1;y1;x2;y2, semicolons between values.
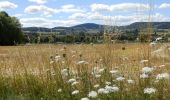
0;43;169;100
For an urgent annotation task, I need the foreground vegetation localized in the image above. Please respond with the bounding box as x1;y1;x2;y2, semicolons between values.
0;43;169;100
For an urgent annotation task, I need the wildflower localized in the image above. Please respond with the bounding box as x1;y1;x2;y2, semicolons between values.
140;60;148;63
72;90;79;95
110;70;118;74
144;88;157;94
98;88;109;94
140;73;149;79
95;74;101;78
99;59;103;62
94;84;100;88
156;73;169;80
142;67;154;74
61;69;68;77
122;57;128;61
127;79;135;84
50;61;54;64
68;78;76;83
81;97;89;100
105;81;111;85
116;77;125;81
58;89;62;92
62;61;65;64
99;68;105;73
150;42;156;46
156;37;162;41
55;55;61;62
88;91;97;98
77;61;89;65
154;80;159;83
105;85;119;93
72;81;79;86
159;65;165;68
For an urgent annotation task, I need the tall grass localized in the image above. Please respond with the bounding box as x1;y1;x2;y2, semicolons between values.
0;44;169;100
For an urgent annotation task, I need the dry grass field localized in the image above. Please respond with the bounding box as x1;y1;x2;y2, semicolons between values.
0;43;169;100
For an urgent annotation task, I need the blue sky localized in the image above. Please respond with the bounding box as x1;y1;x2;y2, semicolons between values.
0;0;170;28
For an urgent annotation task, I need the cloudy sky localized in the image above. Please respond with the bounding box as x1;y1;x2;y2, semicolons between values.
0;0;170;28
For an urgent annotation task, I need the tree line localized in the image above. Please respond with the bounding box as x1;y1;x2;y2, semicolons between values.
0;11;24;45
1;11;168;45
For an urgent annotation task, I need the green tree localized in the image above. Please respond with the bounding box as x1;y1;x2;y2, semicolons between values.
0;11;24;45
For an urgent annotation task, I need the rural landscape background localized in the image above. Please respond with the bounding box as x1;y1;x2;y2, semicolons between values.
0;0;170;100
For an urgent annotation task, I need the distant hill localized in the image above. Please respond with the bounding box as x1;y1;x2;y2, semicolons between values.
124;22;170;30
22;22;170;34
22;27;51;32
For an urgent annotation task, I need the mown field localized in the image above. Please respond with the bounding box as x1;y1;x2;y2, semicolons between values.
0;43;169;100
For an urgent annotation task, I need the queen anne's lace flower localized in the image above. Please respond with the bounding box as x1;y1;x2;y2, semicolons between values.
144;88;156;94
142;67;154;74
88;91;97;98
81;97;89;100
72;90;79;95
156;73;169;80
116;77;125;81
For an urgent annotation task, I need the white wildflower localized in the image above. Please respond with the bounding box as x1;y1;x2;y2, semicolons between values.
154;80;159;83
140;73;149;79
105;85;119;93
150;42;156;46
105;81;111;85
72;81;79;86
58;88;62;92
110;70;118;74
72;90;79;95
61;69;68;77
62;61;65;64
144;88;157;94
116;77;125;81
94;84;100;88
68;78;76;83
127;79;135;84
156;37;162;41
55;55;61;62
99;68;105;73
77;61;89;65
142;67;154;74
50;61;54;64
98;88;109;94
156;73;169;80
140;60;148;63
159;65;165;68
88;91;97;98
95;74;101;78
81;97;89;100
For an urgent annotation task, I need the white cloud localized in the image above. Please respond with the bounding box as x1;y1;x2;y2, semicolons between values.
20;17;84;27
25;5;57;16
28;0;48;4
159;3;170;9
91;3;150;12
61;4;75;9
69;11;168;26
0;1;18;10
24;4;84;16
69;13;87;19
60;4;84;13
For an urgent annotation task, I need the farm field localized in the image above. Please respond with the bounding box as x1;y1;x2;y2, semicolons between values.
0;43;169;100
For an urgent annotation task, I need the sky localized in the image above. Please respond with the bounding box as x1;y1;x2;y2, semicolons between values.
0;0;170;28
